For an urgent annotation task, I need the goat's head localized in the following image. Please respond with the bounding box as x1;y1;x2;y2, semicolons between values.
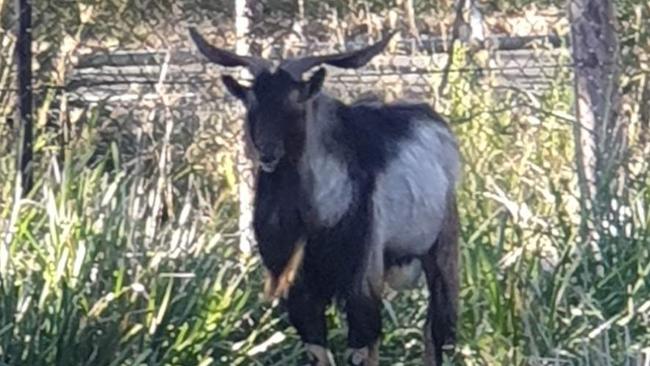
189;28;395;173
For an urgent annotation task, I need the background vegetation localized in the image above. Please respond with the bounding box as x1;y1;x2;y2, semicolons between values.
1;0;649;365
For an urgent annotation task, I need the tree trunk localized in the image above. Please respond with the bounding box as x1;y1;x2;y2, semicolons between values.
234;0;256;256
15;0;33;195
569;0;623;240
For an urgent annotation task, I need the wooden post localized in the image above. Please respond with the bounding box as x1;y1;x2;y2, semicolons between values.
15;0;33;195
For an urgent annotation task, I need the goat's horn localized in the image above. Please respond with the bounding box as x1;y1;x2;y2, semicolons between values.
188;27;271;75
279;30;397;79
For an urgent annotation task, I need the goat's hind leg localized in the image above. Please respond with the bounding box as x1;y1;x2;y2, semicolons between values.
421;196;460;366
287;280;334;366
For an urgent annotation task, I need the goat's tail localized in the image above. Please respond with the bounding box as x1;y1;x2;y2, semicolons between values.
422;193;459;365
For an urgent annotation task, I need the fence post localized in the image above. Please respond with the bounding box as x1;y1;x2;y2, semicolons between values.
15;0;33;195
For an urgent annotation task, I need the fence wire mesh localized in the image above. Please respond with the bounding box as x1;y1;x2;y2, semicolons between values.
0;0;579;155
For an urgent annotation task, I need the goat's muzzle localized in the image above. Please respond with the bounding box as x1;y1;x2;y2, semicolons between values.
259;155;280;173
258;144;284;173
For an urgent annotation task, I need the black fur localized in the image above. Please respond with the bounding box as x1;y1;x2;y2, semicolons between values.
345;292;382;349
421;193;459;365
254;159;305;277
189;27;459;362
248;70;452;359
286;279;329;346
248;70;307;164
334;102;436;173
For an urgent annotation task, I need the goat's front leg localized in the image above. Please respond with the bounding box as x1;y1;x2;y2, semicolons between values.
345;247;383;366
287;280;334;366
345;293;381;366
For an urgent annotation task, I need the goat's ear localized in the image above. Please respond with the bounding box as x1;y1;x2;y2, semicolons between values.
299;68;326;102
222;75;249;101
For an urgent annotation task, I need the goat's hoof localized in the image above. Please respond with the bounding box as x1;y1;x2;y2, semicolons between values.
346;347;378;366
306;344;336;366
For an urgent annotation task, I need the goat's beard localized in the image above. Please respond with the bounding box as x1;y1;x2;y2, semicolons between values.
263;239;306;300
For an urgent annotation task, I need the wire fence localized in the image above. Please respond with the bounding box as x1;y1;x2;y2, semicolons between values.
0;4;575;117
0;0;584;189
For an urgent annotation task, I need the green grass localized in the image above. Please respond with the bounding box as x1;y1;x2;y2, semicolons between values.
1;47;649;365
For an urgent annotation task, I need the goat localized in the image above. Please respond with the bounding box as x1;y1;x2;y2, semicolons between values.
189;28;461;366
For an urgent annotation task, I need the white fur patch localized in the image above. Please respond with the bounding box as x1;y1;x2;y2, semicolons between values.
302;154;352;227
373;120;460;255
300;96;353;227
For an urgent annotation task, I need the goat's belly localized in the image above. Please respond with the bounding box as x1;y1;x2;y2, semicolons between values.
372;141;451;255
373;176;447;255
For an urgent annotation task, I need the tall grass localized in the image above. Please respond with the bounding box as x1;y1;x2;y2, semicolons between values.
1;47;649;366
